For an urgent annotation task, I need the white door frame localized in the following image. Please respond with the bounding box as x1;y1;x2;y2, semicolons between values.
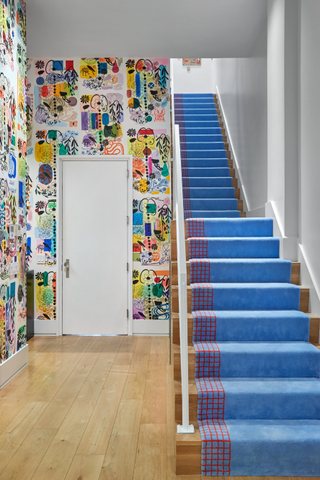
57;155;133;336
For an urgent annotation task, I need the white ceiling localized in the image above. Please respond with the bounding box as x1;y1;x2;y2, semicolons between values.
26;0;267;58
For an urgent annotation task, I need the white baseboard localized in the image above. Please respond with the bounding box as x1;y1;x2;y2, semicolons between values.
298;244;320;317
133;320;169;335
34;320;57;335
265;201;298;261
0;345;29;389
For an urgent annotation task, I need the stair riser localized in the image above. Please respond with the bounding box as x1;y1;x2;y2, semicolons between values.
180;149;228;158
184;211;242;219
171;286;310;314
181;159;229;167
184;199;238;211
182;177;235;187
180;142;226;150
185;218;273;237
184;187;235;198
182;127;222;134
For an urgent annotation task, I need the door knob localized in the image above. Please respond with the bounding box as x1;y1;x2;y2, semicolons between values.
64;259;70;278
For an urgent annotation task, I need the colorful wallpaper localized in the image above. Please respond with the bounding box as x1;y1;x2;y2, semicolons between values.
27;57;171;322
0;0;28;363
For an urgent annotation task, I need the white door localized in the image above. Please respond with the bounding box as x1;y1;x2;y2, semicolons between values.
62;159;128;335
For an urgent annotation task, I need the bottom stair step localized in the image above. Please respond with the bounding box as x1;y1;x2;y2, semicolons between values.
176;420;320;476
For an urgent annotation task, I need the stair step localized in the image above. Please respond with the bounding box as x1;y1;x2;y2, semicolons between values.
181;141;225;150
172;310;314;345
175;377;320;422
171;260;301;285
197;377;320;420
176;419;320;476
181;158;229;167
185;186;240;199
181;166;230;177
184;210;241;219
188;237;279;259
194;341;320;378
182;176;235;187
171;284;309;313
183;187;235;198
189;258;292;283
186;217;273;237
181;126;222;134
180;149;227;158
184;199;239;211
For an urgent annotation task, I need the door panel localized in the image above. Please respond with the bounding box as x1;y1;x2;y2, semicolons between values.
62;160;128;335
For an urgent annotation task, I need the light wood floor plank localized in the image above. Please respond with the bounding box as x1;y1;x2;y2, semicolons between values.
100;399;143;480
34;352;101;429
31;374;105;480
133;423;167;480
76;372;127;455
65;455;104;480
0;428;57;480
0;401;49;474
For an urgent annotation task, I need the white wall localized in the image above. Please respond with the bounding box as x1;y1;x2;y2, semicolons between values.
171;58;217;93
267;0;285;231
299;0;320;315
213;20;268;215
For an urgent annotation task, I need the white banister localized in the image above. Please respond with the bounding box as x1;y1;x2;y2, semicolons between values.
174;123;194;435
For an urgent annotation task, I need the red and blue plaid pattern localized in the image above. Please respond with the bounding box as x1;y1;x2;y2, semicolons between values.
182;177;189;187
189;238;208;259
190;259;210;283
199;419;231;476
192;283;214;311
194;341;221;378
184;210;193;219
183;198;191;211
193;311;217;342
182;167;188;177
196;377;225;420
183;187;191;199
186;218;205;237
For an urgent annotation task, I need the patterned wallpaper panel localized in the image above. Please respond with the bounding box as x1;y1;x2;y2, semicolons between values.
27;57;171;323
0;0;28;362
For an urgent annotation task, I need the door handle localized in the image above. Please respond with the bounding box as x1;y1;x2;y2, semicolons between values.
64;259;70;278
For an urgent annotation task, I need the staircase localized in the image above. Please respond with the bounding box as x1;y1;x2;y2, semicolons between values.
172;93;320;476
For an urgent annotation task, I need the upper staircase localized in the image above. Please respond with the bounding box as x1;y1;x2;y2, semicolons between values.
172;93;320;477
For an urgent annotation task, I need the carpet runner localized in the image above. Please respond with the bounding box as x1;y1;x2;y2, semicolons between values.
174;93;320;476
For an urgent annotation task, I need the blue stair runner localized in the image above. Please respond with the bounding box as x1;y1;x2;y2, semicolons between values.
174;93;320;476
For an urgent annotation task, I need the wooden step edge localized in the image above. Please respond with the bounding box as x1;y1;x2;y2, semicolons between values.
176;423;201;475
172;312;193;345
308;312;320;345
291;262;300;285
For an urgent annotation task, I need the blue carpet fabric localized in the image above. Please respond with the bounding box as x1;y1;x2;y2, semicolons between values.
174;93;320;476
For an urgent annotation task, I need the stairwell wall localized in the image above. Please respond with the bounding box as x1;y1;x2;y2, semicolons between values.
213;19;268;216
299;0;320;317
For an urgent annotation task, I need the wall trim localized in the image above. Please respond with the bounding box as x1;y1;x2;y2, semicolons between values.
215;85;250;213
34;320;57;335
298;244;320;317
265;201;298;261
133;320;169;335
0;345;28;389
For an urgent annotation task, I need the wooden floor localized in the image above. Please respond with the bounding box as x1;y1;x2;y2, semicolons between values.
0;335;318;480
